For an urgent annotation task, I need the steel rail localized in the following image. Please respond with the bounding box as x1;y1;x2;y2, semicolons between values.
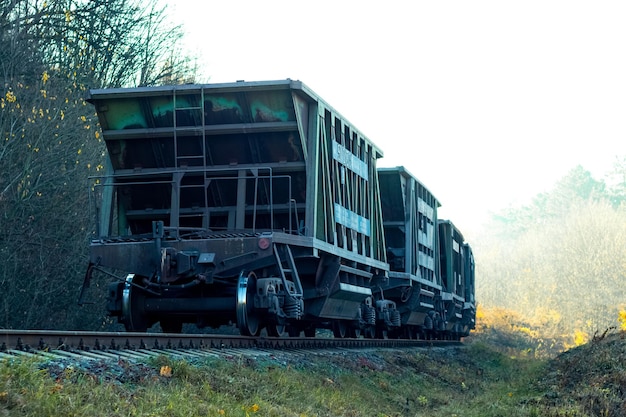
0;330;459;356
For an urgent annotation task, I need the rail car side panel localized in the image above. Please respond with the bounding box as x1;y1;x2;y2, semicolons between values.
438;220;474;335
377;167;443;330
89;81;386;265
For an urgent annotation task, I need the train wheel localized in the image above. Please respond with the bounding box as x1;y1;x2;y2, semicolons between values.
401;326;412;339
417;327;426;340
236;271;260;336
287;325;301;337
376;327;389;339
363;326;376;339
347;327;362;338
122;274;149;332
266;322;286;337
332;321;348;338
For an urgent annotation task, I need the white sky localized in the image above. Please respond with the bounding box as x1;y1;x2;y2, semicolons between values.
170;1;626;238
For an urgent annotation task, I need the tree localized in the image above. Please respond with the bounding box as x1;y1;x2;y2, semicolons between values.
0;0;197;330
489;165;607;238
10;0;195;88
605;156;626;206
477;166;626;345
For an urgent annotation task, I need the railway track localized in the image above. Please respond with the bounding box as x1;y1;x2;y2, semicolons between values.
1;329;459;361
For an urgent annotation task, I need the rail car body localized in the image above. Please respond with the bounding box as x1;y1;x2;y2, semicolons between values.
438;220;476;336
81;79;475;338
377;167;475;338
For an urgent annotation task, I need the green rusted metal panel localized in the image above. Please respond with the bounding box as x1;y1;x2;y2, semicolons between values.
378;166;440;285
438;220;465;297
88;80;387;266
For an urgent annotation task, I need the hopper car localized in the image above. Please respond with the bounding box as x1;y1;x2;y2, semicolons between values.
79;79;475;339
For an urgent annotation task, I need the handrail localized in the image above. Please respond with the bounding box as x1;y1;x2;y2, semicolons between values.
90;165;299;238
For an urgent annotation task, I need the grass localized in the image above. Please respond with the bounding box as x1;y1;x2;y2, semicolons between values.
0;343;548;417
2;329;625;416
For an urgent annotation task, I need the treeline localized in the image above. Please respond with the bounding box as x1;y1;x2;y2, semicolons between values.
0;0;196;330
476;161;626;346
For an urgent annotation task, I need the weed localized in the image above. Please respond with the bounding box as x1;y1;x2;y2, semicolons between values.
0;325;622;416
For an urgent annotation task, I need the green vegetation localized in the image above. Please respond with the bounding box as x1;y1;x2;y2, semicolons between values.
0;343;542;417
0;0;196;330
3;328;623;417
538;331;626;417
477;162;626;343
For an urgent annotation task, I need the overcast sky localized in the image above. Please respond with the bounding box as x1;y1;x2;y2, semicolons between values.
170;1;626;238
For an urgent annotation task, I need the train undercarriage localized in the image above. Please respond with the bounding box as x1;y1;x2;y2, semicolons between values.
82;225;460;340
98;273;457;340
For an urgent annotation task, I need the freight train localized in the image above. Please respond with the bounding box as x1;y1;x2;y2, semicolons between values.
79;79;475;339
